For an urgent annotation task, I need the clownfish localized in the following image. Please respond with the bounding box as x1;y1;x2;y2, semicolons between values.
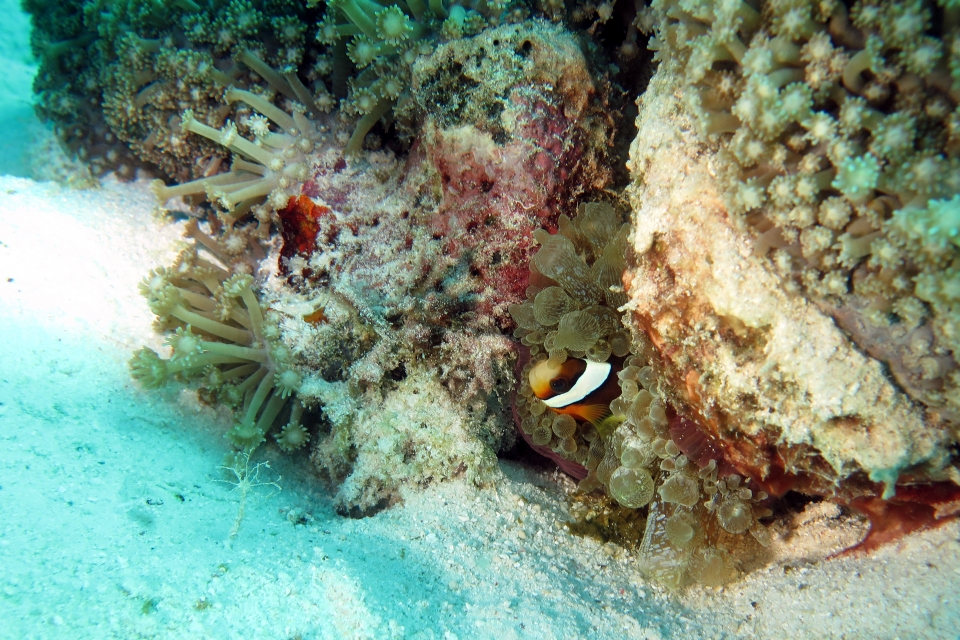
528;357;623;427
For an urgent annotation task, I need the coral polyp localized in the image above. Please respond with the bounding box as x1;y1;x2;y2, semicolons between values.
131;222;305;453
620;0;960;580
151;59;323;234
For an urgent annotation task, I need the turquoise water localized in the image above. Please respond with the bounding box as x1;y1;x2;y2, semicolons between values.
0;0;40;176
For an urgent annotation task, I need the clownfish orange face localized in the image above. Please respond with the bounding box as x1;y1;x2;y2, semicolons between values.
528;357;620;426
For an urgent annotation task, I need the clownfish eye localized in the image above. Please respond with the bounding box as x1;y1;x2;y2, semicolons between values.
550;379;568;392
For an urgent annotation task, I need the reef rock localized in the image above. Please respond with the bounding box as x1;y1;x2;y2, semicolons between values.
624;41;959;522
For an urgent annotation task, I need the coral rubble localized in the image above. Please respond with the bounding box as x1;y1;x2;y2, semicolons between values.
285;21;613;513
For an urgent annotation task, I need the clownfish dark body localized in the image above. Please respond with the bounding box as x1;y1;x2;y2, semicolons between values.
528;357;622;427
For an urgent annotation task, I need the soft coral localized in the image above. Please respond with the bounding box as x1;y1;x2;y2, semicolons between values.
130;223;308;453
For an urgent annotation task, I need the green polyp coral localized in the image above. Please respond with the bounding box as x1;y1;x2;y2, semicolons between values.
317;0;506;154
151;56;323;233
130;223;307;454
891;194;960;252
648;0;960;418
25;0;316;180
831;153;881;205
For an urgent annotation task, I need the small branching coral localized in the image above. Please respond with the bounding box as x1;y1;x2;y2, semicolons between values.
218;452;282;543
130;223;308;454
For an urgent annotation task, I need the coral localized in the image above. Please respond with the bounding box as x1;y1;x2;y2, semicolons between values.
99;41;327;185
25;0;135;176
151;63;324;233
129;18;618;514
645;0;960;420
99;35;238;183
130;220;306;453
618;0;960;586
317;0;510;153
23;0;317;179
304;368;499;515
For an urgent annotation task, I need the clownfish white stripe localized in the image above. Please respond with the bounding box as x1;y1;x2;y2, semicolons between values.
544;361;612;408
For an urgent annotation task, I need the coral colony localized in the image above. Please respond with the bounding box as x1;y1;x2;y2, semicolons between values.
25;0;960;586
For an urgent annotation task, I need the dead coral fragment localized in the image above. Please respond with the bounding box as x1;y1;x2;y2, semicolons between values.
307;368;498;516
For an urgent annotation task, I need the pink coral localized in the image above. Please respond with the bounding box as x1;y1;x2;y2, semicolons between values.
422;85;609;329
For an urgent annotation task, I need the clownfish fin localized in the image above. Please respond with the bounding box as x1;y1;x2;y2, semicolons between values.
575;404;612;428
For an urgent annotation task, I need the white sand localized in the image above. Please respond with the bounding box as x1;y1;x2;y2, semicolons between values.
1;176;959;639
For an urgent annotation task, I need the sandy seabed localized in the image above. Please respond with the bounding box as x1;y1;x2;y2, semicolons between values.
0;175;958;639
